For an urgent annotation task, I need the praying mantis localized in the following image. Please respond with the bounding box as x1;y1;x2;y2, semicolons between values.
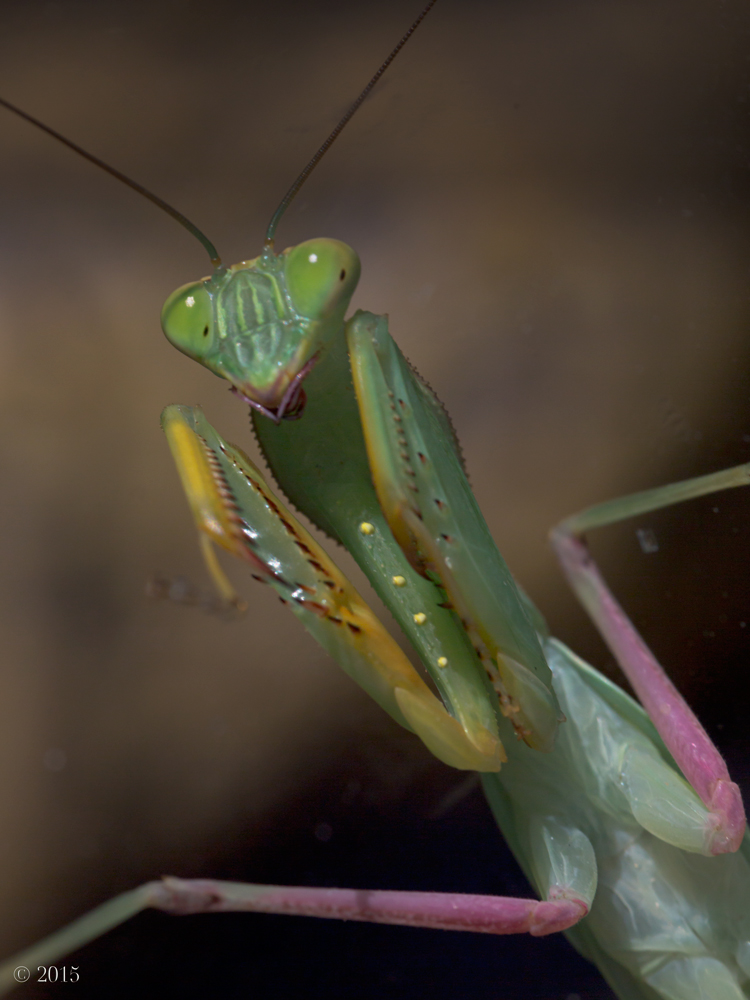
1;1;750;997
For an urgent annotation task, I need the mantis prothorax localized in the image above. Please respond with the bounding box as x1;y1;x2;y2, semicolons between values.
1;3;749;999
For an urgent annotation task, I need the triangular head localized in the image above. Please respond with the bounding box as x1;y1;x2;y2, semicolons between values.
161;239;360;422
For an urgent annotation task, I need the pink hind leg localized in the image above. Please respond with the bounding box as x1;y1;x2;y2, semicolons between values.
550;464;750;854
0;877;590;985
153;877;588;937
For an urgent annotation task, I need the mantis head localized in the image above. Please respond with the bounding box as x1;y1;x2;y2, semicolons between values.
161;238;361;422
0;2;430;424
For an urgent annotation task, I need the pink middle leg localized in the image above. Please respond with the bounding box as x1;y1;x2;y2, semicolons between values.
550;527;744;854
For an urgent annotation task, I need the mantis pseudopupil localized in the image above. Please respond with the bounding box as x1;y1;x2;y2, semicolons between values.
1;2;749;997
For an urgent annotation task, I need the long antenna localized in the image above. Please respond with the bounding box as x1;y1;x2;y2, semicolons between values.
264;0;438;247
0;96;222;267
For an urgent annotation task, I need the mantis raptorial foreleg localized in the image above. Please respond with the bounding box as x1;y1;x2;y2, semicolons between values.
161;403;502;773
346;311;559;750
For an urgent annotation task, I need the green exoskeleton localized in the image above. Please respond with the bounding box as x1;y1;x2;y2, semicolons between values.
1;3;749;999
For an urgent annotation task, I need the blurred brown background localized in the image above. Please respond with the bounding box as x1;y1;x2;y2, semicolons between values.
0;0;749;997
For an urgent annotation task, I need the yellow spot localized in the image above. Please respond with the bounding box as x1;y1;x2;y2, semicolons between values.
437;656;448;668
392;575;406;587
413;612;427;625
359;522;375;536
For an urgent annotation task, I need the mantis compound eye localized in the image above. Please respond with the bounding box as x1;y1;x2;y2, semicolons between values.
283;238;361;319
161;280;214;361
